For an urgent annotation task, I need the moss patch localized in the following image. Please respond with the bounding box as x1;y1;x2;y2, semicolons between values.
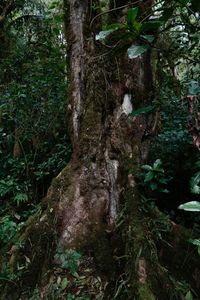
138;284;156;300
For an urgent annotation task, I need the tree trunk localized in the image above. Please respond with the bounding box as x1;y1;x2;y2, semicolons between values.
1;1;200;299
60;0;153;248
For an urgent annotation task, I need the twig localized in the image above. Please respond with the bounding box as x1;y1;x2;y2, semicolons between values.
90;1;143;28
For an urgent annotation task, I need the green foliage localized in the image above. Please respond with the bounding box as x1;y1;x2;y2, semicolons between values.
96;28;117;41
127;44;149;59
178;201;200;212
0;0;71;219
188;238;200;256
185;290;193;300
0;178;17;198
13;193;29;206
190;172;200;194
54;246;82;275
140;159;171;192
188;80;199;96
0;216;23;244
29;287;40;300
127;7;141;32
150;88;191;177
129;105;154;116
0;262;17;283
95;4;160;57
178;163;200;256
150;214;171;241
66;294;90;300
0;171;30;206
189;158;200;194
95;0;200;67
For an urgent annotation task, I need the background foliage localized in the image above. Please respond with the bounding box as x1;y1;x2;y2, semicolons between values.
0;0;71;246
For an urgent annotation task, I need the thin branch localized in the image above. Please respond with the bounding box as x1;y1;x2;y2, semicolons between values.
90;0;143;28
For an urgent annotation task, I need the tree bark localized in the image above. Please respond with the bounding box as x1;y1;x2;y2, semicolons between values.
59;0;154;248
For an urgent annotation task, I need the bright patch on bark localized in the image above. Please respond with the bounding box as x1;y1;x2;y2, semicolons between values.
122;94;133;115
105;151;119;226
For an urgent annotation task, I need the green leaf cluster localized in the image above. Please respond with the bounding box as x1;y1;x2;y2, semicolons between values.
54;246;82;275
141;159;171;192
0;0;72;247
0;216;24;244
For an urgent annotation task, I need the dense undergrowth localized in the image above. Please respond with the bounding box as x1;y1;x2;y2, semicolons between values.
149;64;200;225
0;0;71;247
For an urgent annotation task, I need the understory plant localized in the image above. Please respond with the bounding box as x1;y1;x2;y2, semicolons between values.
54;246;82;275
140;159;171;192
0;0;71;245
178;159;200;255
